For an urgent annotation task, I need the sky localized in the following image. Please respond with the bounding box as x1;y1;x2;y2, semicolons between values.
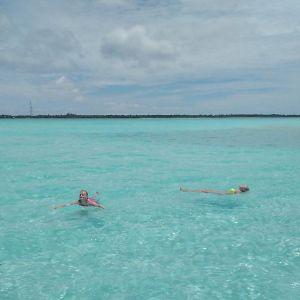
0;0;300;115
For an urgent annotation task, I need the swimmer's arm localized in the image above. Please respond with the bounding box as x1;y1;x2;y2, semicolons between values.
215;191;227;195
52;201;78;209
92;202;105;209
90;192;104;209
224;190;241;195
180;187;226;195
204;190;226;195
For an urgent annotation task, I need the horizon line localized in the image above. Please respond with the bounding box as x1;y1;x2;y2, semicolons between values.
1;113;300;119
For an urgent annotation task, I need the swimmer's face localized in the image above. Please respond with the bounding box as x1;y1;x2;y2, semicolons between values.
79;190;88;200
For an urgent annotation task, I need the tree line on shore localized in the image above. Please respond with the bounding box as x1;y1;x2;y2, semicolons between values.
1;113;300;119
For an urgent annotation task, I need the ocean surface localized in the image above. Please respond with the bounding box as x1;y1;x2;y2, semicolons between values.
0;118;300;300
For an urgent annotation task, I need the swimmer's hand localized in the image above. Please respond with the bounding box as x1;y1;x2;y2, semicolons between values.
52;204;66;209
94;203;105;209
52;205;63;209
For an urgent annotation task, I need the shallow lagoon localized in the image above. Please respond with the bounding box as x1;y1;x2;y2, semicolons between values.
1;118;300;299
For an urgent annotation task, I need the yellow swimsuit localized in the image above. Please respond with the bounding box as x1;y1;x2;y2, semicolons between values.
227;188;237;194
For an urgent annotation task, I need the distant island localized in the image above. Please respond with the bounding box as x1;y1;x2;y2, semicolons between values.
1;113;300;119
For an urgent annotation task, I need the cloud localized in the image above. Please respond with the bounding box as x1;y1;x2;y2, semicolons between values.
32;75;83;104
0;28;83;72
100;26;176;67
94;0;131;6
0;13;10;31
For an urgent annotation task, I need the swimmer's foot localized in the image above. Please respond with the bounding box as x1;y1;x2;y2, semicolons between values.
180;186;187;192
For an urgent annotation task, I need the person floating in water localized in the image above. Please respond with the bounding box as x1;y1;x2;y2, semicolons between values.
53;190;105;209
180;185;249;195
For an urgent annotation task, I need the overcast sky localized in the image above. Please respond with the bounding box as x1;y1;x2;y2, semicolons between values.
1;0;300;115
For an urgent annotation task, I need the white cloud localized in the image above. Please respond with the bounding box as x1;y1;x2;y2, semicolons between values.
101;26;176;66
48;76;83;102
0;14;10;31
0;28;83;72
94;0;132;6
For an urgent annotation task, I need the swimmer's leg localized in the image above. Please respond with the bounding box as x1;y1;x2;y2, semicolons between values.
180;187;206;193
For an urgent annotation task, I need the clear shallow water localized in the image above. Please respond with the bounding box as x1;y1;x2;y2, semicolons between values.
0;118;300;299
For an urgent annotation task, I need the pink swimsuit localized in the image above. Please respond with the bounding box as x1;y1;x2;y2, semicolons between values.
78;198;98;206
87;198;97;205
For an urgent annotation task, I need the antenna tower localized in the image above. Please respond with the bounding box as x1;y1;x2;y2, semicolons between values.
29;101;33;117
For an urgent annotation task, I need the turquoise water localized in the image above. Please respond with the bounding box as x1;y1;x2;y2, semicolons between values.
0;118;300;299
